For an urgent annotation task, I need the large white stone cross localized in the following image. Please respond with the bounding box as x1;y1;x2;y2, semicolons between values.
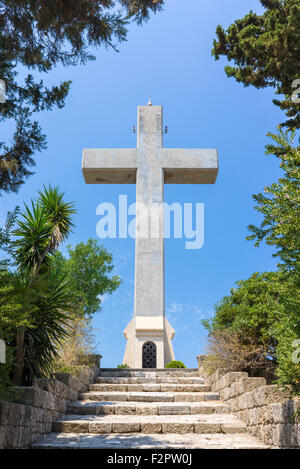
82;103;218;368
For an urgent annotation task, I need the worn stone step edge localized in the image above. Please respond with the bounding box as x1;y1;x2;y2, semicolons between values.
31;432;269;449
99;372;201;378
52;420;247;435
68;402;229;416
99;369;199;372
95;377;205;384
90;384;211;393
80;392;220;402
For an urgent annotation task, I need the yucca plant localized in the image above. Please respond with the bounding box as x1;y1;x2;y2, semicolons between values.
11;185;75;385
34;185;75;277
12;202;53;275
22;267;72;384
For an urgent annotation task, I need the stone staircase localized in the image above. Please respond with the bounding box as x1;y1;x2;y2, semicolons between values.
33;369;267;449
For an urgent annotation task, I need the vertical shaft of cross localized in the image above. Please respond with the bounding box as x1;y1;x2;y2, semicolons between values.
134;105;165;319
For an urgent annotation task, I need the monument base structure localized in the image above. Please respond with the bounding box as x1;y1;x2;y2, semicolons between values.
123;316;175;369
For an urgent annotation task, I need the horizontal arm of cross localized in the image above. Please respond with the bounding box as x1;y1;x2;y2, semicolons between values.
160;148;218;184
82;148;137;184
82;147;218;185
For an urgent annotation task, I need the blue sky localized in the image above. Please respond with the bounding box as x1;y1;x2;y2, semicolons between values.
1;1;284;367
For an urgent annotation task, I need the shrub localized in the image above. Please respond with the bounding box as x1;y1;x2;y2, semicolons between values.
202;271;299;388
166;361;186;369
50;315;100;375
0;347;15;400
117;364;130;369
49;362;89;378
202;330;276;382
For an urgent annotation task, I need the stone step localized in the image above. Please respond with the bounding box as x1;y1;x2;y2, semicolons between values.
80;391;220;403
68;401;229;416
89;383;210;393
95;376;205;384
52;414;248;435
99;370;201;378
100;368;199;373
32;432;268;449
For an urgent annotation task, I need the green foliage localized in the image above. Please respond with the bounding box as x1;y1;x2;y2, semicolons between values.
2;185;75;384
52;239;121;319
247;130;300;273
0;346;15;400
0;185;120;385
204;127;300;391
203;272;287;348
212;0;300;129
123;0;164;24
210;3;300;393
165;361;186;369
12;201;54;273
202;330;276;381
0;1;164;194
37;185;76;249
0;48;67;194
12;185;76;278
0;207;20;269
275;317;300;393
117;363;130;369
49;363;90;378
0;266;73;386
203;271;299;390
0;270;33;338
22;267;73;385
0;1;162;69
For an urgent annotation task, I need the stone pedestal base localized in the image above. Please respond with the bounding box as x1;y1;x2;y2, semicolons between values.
123;316;175;368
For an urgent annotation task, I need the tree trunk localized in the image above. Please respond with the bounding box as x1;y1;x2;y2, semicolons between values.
13;326;25;386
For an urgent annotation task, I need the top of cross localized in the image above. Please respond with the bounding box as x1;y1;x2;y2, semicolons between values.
82;104;218;185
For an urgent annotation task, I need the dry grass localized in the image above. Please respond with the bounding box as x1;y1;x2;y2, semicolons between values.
203;330;276;382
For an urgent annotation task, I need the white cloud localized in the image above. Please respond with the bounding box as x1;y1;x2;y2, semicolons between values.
97;294;107;303
192;305;204;321
166;302;183;314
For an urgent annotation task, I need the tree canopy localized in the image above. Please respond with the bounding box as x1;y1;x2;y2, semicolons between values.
53;239;121;319
0;1;164;194
0;186;120;387
247;129;300;273
203;271;286;349
203;270;300;387
212;0;300;130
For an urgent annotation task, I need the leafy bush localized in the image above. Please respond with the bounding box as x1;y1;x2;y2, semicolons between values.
0;188;119;386
22;268;72;385
203;270;299;389
0;346;15;400
117;364;130;369
49;362;89;378
166;361;186;369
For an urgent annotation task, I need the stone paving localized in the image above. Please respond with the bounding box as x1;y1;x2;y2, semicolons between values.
32;432;268;449
32;369;268;449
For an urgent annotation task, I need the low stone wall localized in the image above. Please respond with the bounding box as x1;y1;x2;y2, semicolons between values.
0;366;97;449
199;363;300;448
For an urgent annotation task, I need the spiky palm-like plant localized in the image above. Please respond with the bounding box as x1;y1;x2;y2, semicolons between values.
36;185;75;260
23;267;72;384
11;185;75;385
12;202;52;275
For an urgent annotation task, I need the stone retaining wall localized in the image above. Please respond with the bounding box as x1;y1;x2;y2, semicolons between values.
198;360;300;448
0;366;97;449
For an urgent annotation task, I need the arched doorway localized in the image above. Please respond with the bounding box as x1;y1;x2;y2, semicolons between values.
142;341;157;368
